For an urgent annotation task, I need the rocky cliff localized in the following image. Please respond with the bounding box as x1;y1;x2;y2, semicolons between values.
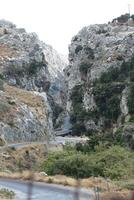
0;20;67;142
0;84;53;142
65;19;134;148
42;43;68;129
43;43;67;107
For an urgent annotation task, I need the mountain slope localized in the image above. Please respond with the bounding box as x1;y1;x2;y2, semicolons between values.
0;20;67;142
65;19;134;148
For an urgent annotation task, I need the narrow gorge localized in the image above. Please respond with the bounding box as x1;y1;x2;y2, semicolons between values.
0;15;134;151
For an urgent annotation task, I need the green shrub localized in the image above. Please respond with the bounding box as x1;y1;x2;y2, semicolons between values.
85;109;100;123
89;55;134;129
70;85;83;103
131;15;134;20
7;61;43;77
116;55;124;61
129;115;134;123
0;79;4;91
107;95;121;120
41;146;134;180
70;55;134;135
51;102;64;127
93;83;124;122
96;29;107;34
0;188;15;199
130;70;134;82
0;74;4;80
72;122;86;135
0;102;11;113
54;105;63;118
84;47;94;59
0;137;6;146
96;56;134;84
7;65;23;76
123;183;134;190
120;58;134;78
76;130;125;153
71;109;87;135
79;63;91;75
75;141;98;153
113;128;125;146
99;68;120;83
114;13;130;23
128;84;134;114
75;45;83;54
70;85;87;135
27;61;43;75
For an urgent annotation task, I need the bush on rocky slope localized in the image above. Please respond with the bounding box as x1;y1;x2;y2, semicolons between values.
70;84;87;135
0;79;4;91
128;84;134;114
93;83;125;122
79;63;91;75
70;55;134;136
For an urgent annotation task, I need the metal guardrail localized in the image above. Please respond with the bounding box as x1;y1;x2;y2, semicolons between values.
55;129;72;136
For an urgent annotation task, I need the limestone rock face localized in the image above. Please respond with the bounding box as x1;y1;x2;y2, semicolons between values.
0;20;67;96
66;24;134;90
0;20;50;92
43;43;68;107
65;22;134;136
0;85;53;142
0;20;67;141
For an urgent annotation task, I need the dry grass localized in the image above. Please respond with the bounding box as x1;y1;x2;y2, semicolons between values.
0;144;45;172
0;171;133;199
0;145;133;192
0;84;48;125
4;85;48;121
100;191;134;200
5;85;45;108
0;97;16;124
0;144;63;173
0;171;117;190
0;45;18;59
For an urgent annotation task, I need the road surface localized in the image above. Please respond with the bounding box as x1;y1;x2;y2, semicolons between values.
0;136;88;149
0;178;94;200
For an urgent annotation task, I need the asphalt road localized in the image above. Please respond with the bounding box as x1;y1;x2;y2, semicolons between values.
0;137;91;199
0;136;88;149
0;178;94;200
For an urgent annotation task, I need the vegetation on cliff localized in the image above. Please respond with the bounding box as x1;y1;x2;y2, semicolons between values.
70;55;134;141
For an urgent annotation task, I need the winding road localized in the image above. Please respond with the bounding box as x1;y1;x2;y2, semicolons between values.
0;136;90;199
0;178;94;200
0;136;88;150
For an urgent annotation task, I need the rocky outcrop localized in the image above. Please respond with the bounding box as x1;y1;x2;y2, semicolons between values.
43;43;68;129
0;20;67;142
65;21;134;138
0;84;53;142
0;19;67;94
66;24;134;89
0;20;50;92
43;43;67;107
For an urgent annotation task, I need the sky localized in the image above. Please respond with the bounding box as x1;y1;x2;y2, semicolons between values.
0;0;134;54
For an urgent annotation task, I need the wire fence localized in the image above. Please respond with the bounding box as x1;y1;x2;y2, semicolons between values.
0;142;133;200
